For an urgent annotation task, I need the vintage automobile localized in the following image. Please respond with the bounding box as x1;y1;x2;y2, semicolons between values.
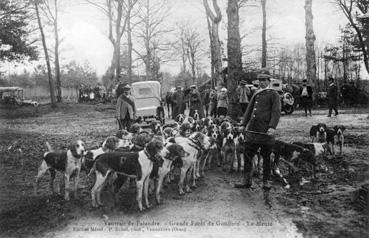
0;87;38;107
269;78;294;114
249;78;294;114
131;81;165;124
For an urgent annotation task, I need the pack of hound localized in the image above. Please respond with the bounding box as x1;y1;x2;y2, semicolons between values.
34;114;346;210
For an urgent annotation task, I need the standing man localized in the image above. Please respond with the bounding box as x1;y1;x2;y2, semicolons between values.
300;79;313;116
116;84;136;130
165;90;173;119
235;69;281;189
327;77;339;117
171;86;184;119
207;88;218;117
189;85;205;118
237;80;251;114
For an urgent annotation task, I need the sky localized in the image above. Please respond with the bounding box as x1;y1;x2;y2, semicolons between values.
4;0;351;77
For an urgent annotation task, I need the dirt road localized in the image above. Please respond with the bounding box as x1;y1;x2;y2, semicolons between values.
0;103;368;238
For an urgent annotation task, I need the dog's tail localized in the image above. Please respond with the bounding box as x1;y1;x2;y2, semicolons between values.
45;142;54;152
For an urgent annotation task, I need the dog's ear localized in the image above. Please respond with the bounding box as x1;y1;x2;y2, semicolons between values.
341;126;346;131
334;125;338;131
69;142;78;155
145;141;155;155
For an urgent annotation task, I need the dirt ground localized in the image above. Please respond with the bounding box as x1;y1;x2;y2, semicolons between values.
0;103;368;238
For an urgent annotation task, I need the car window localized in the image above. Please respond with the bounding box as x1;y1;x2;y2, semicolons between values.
138;88;152;95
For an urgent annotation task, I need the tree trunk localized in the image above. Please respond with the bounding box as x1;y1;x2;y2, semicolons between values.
206;16;215;88
227;0;242;119
181;35;187;73
127;0;133;84
54;0;62;102
304;0;317;85
115;0;123;82
261;0;267;68
145;0;151;81
34;1;56;107
203;0;222;86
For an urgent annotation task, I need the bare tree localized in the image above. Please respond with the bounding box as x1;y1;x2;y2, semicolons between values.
203;0;223;86
305;0;317;85
86;0;138;83
261;0;267;68
183;26;204;84
227;0;242;117
33;0;56;107
38;0;63;102
134;0;173;81
334;0;369;75
175;23;188;74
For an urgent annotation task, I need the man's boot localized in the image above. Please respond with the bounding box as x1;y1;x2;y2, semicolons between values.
234;172;253;189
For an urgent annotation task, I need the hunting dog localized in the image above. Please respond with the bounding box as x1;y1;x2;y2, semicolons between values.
292;142;330;157
310;123;336;155
334;125;346;155
169;132;211;195
35;140;85;200
272;140;316;189
234;127;245;172
82;136;123;173
155;142;189;203
175;114;185;124
221;129;236;172
90;139;165;210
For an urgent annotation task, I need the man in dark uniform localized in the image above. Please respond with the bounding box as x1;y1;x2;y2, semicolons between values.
171;86;184;119
327;77;339;117
235;69;281;189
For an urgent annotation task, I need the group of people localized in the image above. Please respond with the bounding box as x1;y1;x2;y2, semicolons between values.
167;80;256;120
114;71;341;191
298;77;339;117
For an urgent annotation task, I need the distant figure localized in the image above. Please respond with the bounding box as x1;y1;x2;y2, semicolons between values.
203;88;211;117
327;77;339;117
189;85;204;118
299;79;313;116
165;90;173;118
217;87;229;119
236;80;251;114
116;84;136;130
171;86;185;119
208;88;218;117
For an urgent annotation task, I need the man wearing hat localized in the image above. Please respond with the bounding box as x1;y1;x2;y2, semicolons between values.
116;84;136;130
327;77;339;117
237;80;251;114
235;69;281;189
188;85;205;118
171;86;184;119
299;79;313;116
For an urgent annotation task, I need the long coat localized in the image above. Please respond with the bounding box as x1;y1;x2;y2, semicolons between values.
189;90;204;118
241;88;281;145
327;83;338;106
116;94;136;120
171;90;185;118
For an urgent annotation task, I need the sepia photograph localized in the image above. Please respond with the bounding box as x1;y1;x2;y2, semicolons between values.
0;0;368;237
